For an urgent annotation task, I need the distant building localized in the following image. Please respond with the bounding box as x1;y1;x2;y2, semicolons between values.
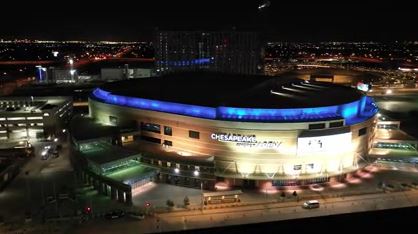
0;96;72;141
155;31;262;75
35;66;48;83
47;68;78;83
100;64;154;81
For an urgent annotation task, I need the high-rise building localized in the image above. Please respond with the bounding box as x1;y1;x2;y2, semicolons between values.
155;31;262;75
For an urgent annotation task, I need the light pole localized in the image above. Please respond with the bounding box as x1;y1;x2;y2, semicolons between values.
200;181;203;212
70;69;76;83
69;58;75;82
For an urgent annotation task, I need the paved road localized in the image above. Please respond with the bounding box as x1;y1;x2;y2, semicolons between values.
73;188;418;234
0;133;75;223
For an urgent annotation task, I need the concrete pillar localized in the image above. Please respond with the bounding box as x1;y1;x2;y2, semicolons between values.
97;182;103;194
103;184;108;196
125;191;132;205
111;187;117;200
118;190;125;203
93;179;99;190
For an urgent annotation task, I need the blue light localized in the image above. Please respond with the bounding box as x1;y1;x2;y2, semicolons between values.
92;89;378;125
161;58;212;67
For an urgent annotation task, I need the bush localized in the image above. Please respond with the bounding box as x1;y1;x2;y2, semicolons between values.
166;199;175;207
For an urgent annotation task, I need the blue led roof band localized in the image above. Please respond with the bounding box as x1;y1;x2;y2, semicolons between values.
92;88;378;124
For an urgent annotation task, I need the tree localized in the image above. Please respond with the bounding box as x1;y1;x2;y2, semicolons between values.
184;196;190;206
166;199;174;208
279;191;286;201
292;191;299;202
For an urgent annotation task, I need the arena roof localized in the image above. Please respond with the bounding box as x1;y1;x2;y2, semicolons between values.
91;72;378;124
96;72;363;109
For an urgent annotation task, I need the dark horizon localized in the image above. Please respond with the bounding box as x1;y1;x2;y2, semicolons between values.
0;1;416;42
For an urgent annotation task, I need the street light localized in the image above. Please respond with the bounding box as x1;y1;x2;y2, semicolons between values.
200;181;204;212
193;170;200;176
70;69;76;82
174;168;180;174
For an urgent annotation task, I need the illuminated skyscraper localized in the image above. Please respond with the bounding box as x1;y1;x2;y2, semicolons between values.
155;31;262;75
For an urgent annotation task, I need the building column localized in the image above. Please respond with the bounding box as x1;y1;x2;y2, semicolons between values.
97;182;103;194
118;190;125;203
103;184;108;196
111;187;117;200
125;191;132;205
93;179;99;190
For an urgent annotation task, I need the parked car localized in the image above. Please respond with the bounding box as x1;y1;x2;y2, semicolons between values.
105;209;125;220
127;211;145;220
302;200;320;209
400;183;412;190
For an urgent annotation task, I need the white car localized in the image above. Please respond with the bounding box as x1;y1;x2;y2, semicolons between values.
302;200;320;209
127;211;145;220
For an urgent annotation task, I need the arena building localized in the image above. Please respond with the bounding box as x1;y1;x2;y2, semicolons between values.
88;72;378;189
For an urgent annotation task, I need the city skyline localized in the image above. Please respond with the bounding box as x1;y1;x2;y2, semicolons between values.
0;1;416;41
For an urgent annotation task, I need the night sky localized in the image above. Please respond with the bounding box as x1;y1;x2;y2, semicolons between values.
0;1;416;41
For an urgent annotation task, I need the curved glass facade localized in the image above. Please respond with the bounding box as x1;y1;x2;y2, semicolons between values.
92;88;378;125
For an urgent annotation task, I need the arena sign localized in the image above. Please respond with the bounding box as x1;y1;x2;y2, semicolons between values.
211;133;282;149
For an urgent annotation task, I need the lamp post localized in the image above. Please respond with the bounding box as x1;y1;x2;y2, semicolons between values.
68;58;75;82
70;69;76;83
200;181;203;212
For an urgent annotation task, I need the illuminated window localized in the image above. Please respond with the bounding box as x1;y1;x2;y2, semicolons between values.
309;123;325;130
189;130;200;139
27;116;43;120
7;117;25;121
109;116;118;125
329;121;343;128
141;122;161;133
164;126;172;136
